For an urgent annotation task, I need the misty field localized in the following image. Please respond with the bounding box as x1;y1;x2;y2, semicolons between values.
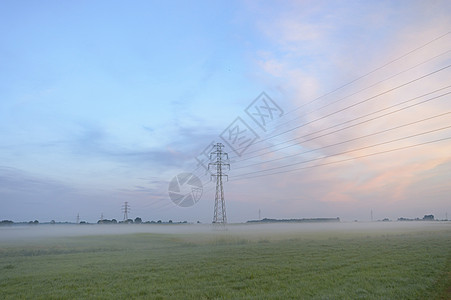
0;223;450;299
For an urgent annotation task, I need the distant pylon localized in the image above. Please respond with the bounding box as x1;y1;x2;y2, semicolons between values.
209;143;230;225
76;213;80;224
122;202;130;221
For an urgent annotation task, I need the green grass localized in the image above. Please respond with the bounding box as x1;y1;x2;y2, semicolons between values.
0;226;450;299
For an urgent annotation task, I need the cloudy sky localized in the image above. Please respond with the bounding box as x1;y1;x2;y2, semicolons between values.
1;0;450;223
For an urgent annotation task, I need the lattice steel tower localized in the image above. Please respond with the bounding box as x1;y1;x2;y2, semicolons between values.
122;201;130;221
209;143;230;224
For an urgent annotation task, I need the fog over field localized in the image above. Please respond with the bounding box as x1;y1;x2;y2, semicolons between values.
1;221;449;243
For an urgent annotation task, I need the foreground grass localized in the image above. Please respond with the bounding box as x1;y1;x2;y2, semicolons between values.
0;225;450;299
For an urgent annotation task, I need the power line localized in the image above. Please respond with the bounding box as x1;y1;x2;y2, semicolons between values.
274;48;451;131
231;136;451;181
231;126;451;179
281;31;451;118
234;111;451;170
228;63;451;158
233;88;451;164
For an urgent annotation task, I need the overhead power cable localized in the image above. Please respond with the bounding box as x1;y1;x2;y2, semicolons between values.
228;63;451;158
274;48;451;131
231;126;451;179
234;111;451;170
230;136;451;181
281;31;451;118
233;88;451;163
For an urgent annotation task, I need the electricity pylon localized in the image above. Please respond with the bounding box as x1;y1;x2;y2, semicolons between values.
209;143;230;224
122;202;130;221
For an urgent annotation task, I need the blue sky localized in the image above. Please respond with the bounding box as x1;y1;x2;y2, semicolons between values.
1;0;450;223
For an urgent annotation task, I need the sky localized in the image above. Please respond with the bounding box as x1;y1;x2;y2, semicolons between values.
1;0;450;223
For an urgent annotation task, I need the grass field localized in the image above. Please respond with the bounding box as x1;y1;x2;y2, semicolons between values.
0;222;450;299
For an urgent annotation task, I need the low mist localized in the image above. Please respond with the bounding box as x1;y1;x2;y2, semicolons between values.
1;221;449;244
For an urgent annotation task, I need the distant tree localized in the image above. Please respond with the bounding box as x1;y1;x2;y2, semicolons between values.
423;214;434;221
50;220;56;224
134;217;142;224
98;219;117;224
168;220;173;223
157;220;162;223
0;220;14;226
